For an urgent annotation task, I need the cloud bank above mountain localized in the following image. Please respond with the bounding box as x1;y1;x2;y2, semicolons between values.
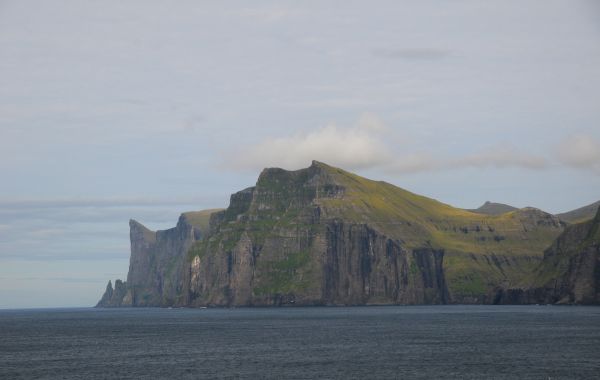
225;116;595;175
557;134;600;174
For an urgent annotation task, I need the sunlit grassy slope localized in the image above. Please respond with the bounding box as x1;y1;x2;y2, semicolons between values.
312;162;564;295
317;163;558;253
183;209;224;232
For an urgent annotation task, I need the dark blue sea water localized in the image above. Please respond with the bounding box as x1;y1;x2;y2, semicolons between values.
0;305;599;379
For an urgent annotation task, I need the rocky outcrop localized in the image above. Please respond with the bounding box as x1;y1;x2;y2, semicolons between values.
125;216;200;306
97;161;574;308
96;279;128;307
321;221;448;305
184;219;448;306
96;213;207;307
183;162;451;306
496;207;600;305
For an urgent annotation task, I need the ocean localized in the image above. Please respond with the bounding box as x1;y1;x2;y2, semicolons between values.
0;305;598;379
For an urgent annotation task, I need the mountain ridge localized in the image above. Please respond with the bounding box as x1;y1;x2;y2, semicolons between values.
497;206;600;304
97;161;597;307
468;201;518;215
557;200;600;224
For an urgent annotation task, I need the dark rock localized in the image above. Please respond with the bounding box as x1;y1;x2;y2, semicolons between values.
497;207;600;305
97;161;574;307
96;279;128;307
96;212;210;307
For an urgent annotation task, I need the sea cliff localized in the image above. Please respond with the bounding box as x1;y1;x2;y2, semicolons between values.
98;161;598;307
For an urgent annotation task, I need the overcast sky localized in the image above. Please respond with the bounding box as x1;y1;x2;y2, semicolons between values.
1;0;599;308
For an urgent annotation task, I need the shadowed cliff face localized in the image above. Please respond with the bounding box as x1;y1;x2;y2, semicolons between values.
497;207;600;305
96;279;127;307
185;218;448;306
322;221;448;305
97;214;206;307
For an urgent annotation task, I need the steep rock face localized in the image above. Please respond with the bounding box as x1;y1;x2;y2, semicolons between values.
128;214;206;306
183;162;458;306
96;280;128;307
321;221;448;305
96;213;208;307
185;218;448;306
497;207;600;304
125;216;201;306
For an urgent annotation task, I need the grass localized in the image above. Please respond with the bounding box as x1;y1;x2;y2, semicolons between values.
183;209;224;231
311;162;564;295
187;161;565;300
314;162;561;256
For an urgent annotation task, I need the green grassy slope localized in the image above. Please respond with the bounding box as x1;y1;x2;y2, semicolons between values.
183;209;224;232
311;162;564;298
315;162;559;252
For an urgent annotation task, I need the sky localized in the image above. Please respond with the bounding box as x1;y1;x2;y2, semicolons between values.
1;0;599;308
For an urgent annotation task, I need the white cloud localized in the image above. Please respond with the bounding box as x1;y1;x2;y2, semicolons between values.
557;134;600;173
223;115;550;174
385;153;438;174
384;146;547;175
224;114;392;171
454;146;548;170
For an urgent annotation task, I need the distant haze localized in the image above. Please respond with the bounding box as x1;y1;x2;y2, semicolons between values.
1;0;599;308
